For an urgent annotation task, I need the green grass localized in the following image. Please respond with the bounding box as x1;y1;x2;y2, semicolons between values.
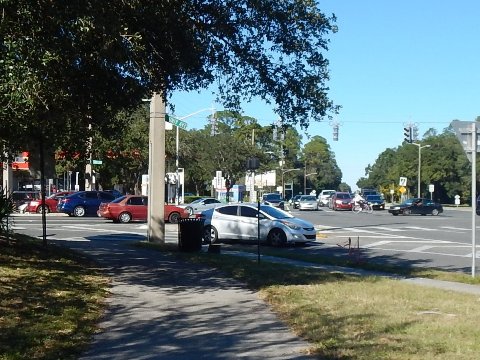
225;243;480;285
137;241;480;359
0;234;109;360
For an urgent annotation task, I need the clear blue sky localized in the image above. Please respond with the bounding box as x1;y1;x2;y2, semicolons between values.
171;1;479;190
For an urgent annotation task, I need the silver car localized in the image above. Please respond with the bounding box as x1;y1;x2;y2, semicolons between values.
200;203;317;246
298;195;319;211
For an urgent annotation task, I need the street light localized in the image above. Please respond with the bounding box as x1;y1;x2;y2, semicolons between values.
174;107;215;204
304;172;316;195
411;143;431;197
282;168;300;199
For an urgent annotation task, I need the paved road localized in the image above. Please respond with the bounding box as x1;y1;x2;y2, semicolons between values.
10;207;480;274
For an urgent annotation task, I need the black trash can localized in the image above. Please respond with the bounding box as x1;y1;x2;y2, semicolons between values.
178;218;205;252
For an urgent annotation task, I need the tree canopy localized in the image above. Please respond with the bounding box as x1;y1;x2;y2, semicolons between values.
0;0;338;158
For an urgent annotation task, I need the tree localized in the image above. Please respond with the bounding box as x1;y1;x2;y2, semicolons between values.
300;135;342;191
0;0;338;159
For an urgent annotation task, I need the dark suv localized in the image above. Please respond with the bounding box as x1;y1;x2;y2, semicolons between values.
262;193;285;209
57;191;117;217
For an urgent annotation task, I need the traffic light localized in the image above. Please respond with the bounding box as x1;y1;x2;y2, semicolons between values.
333;125;339;141
404;127;412;143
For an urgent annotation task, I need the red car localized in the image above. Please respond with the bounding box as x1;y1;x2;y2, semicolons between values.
97;195;189;224
330;192;353;211
26;191;75;213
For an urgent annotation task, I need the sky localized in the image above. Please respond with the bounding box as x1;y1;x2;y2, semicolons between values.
170;1;480;191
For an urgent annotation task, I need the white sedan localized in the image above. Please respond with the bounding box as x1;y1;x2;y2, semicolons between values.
179;197;223;216
298;195;319;211
199;203;317;246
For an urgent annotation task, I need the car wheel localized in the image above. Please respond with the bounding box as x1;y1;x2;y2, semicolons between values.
73;206;86;217
204;225;218;244
168;212;181;224
403;208;411;215
267;228;287;247
118;212;132;223
36;205;49;214
185;206;194;216
431;209;439;216
391;212;398;216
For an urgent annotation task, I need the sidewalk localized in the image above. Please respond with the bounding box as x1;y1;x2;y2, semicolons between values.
54;238;314;360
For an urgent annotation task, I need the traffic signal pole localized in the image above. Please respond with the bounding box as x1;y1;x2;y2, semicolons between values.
147;93;166;243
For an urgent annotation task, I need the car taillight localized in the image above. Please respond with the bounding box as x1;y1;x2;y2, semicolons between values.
195;213;204;219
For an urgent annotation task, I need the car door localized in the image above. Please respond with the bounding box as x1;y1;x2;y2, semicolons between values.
127;196;146;220
213;205;239;239
82;192;100;215
422;200;435;215
238;205;262;241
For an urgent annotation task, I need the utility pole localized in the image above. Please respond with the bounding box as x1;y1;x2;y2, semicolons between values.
147;93;166;243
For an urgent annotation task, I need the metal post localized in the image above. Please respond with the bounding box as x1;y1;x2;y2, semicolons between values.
417;145;421;198
471;122;476;277
147;92;166;243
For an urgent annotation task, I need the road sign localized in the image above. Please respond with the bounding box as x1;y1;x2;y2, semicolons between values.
92;160;103;165
399;177;407;186
451;120;480;163
165;114;188;130
399;186;406;194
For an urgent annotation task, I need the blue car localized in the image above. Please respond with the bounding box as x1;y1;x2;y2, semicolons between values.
57;191;117;217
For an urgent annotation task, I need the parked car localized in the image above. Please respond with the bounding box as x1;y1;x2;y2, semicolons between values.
262;193;285;208
97;195;189;223
365;194;386;210
288;195;302;209
317;190;335;207
179;197;223;216
11;190;40;212
330;192;353;211
388;198;443;216
26;191;75;213
298;195;319;211
57;191;117;217
199;203;316;246
361;188;379;197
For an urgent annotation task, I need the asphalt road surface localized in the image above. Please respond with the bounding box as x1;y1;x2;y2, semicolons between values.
9;206;480;274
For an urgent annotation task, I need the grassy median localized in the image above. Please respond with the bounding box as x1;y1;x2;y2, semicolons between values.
0;234;109;360
139;242;480;360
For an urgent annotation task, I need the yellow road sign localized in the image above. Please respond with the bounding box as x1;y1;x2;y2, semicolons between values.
399;186;406;194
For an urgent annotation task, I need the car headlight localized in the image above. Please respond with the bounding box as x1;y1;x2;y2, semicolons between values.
280;220;301;230
391;206;400;210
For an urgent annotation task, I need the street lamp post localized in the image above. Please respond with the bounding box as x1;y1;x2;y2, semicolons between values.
282;168;300;199
174;107;215;204
411;143;431;198
304;171;316;195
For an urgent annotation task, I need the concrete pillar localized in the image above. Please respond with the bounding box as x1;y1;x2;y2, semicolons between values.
147;93;166;243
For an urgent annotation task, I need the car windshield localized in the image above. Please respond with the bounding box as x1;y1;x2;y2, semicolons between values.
367;195;382;201
260;205;293;219
263;194;282;201
403;199;416;205
301;196;316;201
